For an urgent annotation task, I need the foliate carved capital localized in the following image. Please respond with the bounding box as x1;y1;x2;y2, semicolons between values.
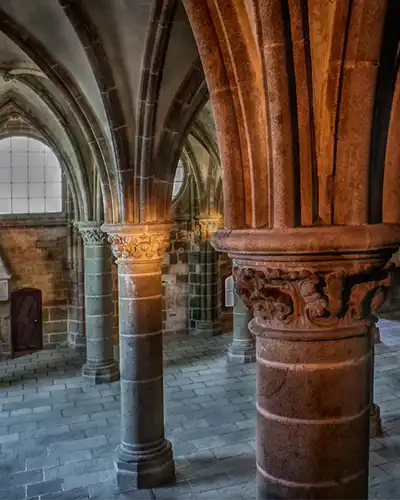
198;216;223;240
74;222;108;246
233;263;392;332
101;223;172;262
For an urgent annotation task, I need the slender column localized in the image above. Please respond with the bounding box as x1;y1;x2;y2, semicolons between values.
228;287;256;363
75;222;119;383
68;226;86;349
103;223;174;489
189;216;222;336
369;321;382;438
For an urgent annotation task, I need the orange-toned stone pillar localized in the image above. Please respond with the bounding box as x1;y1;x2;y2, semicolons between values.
213;226;397;500
102;223;174;489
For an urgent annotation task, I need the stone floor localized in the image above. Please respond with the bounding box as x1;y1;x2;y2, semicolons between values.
1;320;400;499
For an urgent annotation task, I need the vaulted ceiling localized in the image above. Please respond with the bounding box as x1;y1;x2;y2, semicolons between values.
0;0;220;224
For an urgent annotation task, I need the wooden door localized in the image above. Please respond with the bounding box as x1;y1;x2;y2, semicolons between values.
11;288;42;354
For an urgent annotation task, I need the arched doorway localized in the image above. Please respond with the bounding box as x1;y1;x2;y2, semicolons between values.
11;288;42;355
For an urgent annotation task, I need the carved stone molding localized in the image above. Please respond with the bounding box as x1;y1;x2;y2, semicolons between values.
75;222;108;246
233;264;392;332
102;223;172;262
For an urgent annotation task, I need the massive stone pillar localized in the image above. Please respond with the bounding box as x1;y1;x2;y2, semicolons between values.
102;223;174;489
228;287;255;363
213;226;397;500
189;216;222;336
75;222;119;383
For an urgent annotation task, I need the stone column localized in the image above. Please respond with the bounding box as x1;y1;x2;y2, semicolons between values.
68;226;86;349
212;226;397;500
227;287;256;363
370;321;383;438
75;222;119;383
189;216;222;336
102;222;174;489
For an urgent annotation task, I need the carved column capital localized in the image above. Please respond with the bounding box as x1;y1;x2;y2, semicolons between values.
74;221;108;246
233;262;392;335
198;216;223;240
210;224;400;336
101;223;172;263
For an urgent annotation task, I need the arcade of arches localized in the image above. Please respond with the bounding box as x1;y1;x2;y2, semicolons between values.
1;1;400;499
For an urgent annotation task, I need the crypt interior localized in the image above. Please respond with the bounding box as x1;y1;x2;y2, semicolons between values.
1;1;400;499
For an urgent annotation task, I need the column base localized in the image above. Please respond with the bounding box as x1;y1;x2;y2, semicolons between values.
190;320;222;337
82;360;120;384
370;403;383;438
227;342;256;363
116;439;175;490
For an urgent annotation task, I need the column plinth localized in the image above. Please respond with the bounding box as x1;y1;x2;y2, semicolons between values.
75;222;119;384
212;224;400;500
228;288;256;363
103;222;174;490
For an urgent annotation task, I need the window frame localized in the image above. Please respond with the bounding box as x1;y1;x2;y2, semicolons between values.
172;158;188;204
0;135;66;224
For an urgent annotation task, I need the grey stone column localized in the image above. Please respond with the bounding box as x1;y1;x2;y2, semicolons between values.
75;222;119;383
103;223;174;490
228;287;256;363
189;216;222;336
370;321;382;438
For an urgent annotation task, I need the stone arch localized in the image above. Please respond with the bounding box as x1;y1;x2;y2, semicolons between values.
0;93;90;220
0;9;120;222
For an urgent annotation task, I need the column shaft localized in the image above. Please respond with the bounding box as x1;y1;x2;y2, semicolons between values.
255;326;370;499
189;241;221;336
76;222;119;383
228;288;255;363
369;322;382;438
103;222;174;490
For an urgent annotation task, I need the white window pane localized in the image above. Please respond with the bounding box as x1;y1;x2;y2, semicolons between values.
0;183;11;199
29;166;44;182
0;137;63;215
29;183;44;197
0;199;11;214
29;153;45;168
175;165;184;182
12;168;28;182
0;151;10;168
45;198;62;213
27;139;43;153
11;153;27;168
12;198;28;214
29;198;45;213
45;182;62;198
0;169;11;182
11;136;28;150
45;149;59;167
0;138;10;152
45;167;62;183
172;181;182;199
12;183;28;198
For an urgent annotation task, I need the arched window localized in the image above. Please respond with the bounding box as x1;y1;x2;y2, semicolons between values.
0;136;63;215
172;159;185;200
224;275;234;308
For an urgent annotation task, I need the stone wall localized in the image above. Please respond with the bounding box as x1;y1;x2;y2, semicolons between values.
0;225;71;355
